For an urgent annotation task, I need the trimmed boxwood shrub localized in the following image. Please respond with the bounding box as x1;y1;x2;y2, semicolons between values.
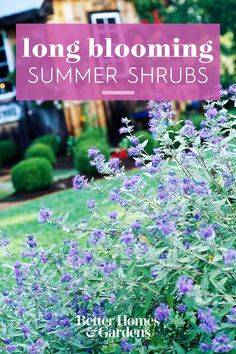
0;140;17;164
73;140;110;175
11;157;53;192
78;127;107;144
25;143;56;166
32;135;61;155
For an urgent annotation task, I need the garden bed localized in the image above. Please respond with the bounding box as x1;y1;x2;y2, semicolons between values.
0;155;135;203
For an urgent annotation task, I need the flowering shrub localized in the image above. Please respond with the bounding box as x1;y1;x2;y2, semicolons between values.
1;85;236;353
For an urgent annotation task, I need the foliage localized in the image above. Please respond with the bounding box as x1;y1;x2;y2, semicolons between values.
66;135;79;156
1;87;236;353
134;130;155;154
73;140;110;175
11;157;53;192
133;0;236;36
220;32;236;87
190;114;205;130
78;127;107;145
25;143;56;166
0;140;17;164
32;135;61;155
119;130;155;155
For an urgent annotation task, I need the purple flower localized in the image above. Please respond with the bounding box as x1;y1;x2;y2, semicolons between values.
83;251;93;264
88;147;100;158
177;303;187;313
121;339;134;352
199;127;212;140
73;175;88;190
151;267;158;279
157;185;170;203
128;144;143;157
100;261;117;275
108;211;118;220
93;305;105;318
89;229;105;245
120;230;134;245
130;136;139;146
82;293;91;301
40;252;49;263
131;219;142;230
137;242;149;254
123;175;140;190
158;220;176;236
223;248;236;265
38;207;52;223
206;107;218;119
28;339;44;354
87;199;96;209
177;276;194;296
119;127;130;134
44;312;53;320
0;239;9;246
119;125;134;134
3;338;12;345
199;343;211;352
182;120;196;138
154;303;170;321
5;346;17;353
200;225;215;239
108;158;120;172
222;173;235;188
61;273;72;283
228;84;236;95
121;117;131;125
227;306;236;324
194;212;202;221
212;333;233;353
26;234;37;248
159;251;168;259
21;324;30;337
109;188;120;203
197;308;218;334
57;329;72;338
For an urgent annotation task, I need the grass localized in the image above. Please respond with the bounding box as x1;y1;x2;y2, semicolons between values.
0;176;121;263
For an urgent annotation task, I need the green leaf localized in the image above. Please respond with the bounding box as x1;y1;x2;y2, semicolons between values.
173;341;186;354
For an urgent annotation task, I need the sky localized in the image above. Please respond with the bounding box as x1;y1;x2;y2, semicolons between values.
0;0;44;18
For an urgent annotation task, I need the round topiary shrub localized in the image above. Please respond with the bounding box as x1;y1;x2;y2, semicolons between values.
78;127;107;145
0;140;17;164
134;130;155;154
73;140;110;175
11;157;53;192
32;135;61;155
25;143;56;166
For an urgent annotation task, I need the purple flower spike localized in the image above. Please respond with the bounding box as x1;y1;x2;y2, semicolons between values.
154;303;170;321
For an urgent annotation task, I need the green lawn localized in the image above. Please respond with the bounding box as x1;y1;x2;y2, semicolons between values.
0;176;120;262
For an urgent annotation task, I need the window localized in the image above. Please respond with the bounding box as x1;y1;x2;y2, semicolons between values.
0;31;15;97
89;11;121;24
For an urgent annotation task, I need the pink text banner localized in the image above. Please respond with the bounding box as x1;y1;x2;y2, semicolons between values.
16;24;220;100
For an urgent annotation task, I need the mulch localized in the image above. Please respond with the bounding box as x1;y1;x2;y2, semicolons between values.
0;155;135;205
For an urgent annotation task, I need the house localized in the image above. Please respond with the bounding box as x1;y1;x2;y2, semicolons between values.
0;0;139;151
